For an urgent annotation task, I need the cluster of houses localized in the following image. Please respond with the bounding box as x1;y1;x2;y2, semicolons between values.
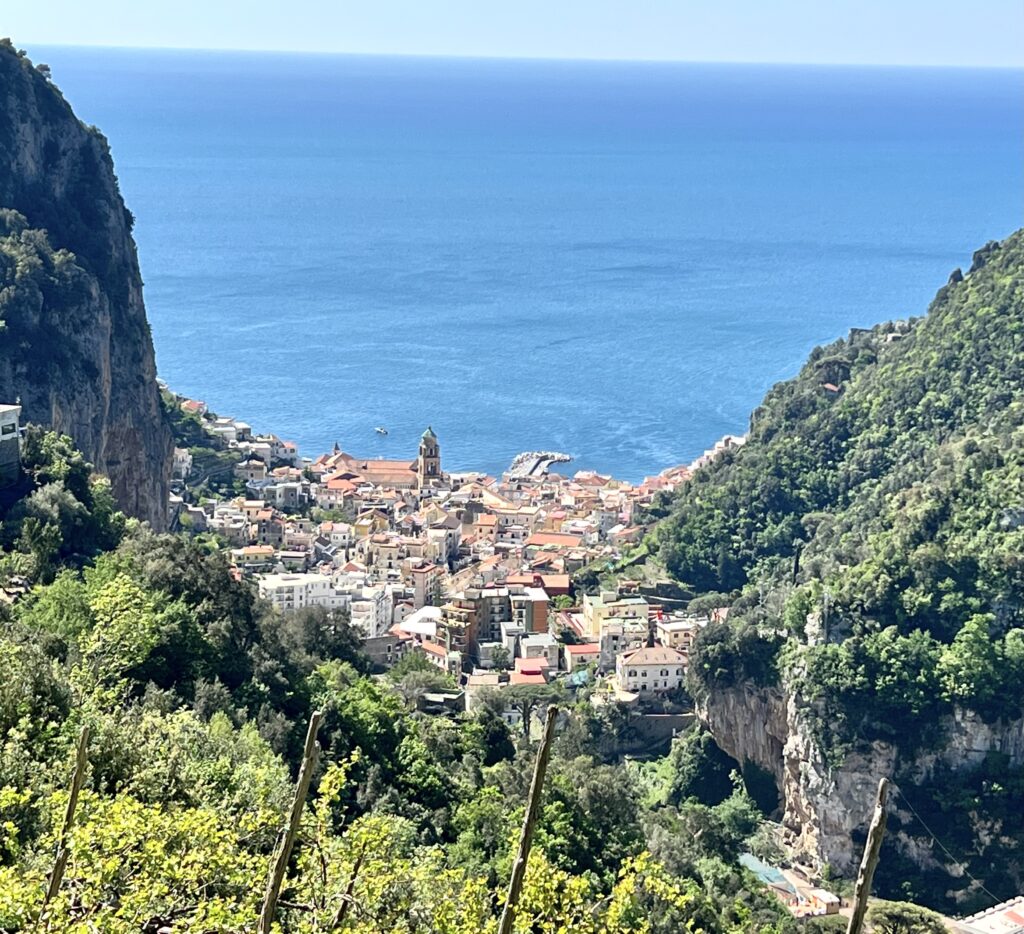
168;399;745;719
739;854;841;920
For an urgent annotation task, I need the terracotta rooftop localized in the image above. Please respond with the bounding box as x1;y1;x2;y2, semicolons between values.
509;671;547;685
621;645;687;666
514;657;550;673
525;532;583;548
507;573;570;593
420;641;448;659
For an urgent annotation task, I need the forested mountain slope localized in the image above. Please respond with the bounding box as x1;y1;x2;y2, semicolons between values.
652;230;1024;910
657;232;1021;620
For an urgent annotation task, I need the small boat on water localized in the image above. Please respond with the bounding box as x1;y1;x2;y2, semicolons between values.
375;426;388;436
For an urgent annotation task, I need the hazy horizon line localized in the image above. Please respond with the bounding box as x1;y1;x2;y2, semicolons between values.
17;40;1024;72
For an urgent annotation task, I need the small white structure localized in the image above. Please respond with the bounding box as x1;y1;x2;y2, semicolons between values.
172;447;193;480
655;616;708;655
400;605;442;639
520;632;560;669
0;404;21;486
598;618;647;670
956;895;1024;934
350;584;393;638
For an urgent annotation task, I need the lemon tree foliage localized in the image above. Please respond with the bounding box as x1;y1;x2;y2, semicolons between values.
0;433;795;931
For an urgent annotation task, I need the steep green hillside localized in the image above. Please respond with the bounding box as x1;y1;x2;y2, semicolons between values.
659;231;1023;682
654;230;1024;910
662;230;1024;714
657;232;1022;624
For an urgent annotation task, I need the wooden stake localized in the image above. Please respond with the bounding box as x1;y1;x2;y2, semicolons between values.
329;845;364;930
846;777;890;934
498;705;558;934
41;724;90;915
258;710;322;934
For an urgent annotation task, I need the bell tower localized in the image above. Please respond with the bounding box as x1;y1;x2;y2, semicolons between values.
417;426;440;487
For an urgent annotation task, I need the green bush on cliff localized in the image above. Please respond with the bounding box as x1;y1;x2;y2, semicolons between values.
0;210;97;377
0;426;125;584
867;901;947;934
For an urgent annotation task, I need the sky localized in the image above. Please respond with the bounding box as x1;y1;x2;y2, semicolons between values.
6;0;1024;67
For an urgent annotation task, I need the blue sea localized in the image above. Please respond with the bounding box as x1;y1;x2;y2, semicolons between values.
32;47;1024;480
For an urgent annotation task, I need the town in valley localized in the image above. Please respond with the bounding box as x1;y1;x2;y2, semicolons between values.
167;392;742;731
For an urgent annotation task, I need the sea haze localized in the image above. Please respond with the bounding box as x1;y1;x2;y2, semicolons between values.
33;48;1024;480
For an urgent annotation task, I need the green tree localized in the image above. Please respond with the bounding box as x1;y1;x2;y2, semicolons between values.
938;614;1001;712
501;682;565;737
489;644;511;671
867;899;947;934
661;724;737;807
78;572;158;689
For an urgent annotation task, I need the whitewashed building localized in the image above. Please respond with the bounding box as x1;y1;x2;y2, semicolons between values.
350;584;393;638
258;572;343;612
615;645;687;694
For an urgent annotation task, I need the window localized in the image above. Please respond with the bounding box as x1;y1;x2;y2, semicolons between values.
628;669;636;677
641;684;647;691
1;423;15;436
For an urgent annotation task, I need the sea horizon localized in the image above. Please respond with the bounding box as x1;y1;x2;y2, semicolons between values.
29;45;1024;480
24;41;1024;70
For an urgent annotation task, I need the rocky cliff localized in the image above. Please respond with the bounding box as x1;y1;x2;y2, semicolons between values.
700;686;1024;884
0;42;171;527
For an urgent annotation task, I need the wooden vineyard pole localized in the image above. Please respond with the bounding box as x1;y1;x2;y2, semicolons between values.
498;705;559;934
258;710;323;934
41;725;90;914
846;777;890;934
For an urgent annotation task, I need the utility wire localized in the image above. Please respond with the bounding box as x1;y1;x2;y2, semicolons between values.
890;782;1007;910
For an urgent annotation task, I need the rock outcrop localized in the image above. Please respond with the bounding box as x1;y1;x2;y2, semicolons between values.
0;42;172;527
700;685;1024;876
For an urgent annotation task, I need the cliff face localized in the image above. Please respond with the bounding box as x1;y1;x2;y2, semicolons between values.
0;43;171;527
700;686;1024;878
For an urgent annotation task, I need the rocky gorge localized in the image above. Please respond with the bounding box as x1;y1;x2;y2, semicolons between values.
700;685;1024;885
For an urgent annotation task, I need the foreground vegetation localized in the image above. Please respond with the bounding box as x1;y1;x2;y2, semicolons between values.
0;427;801;932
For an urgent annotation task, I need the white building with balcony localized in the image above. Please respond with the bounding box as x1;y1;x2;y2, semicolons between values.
258;572;343;613
350;584;393;638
